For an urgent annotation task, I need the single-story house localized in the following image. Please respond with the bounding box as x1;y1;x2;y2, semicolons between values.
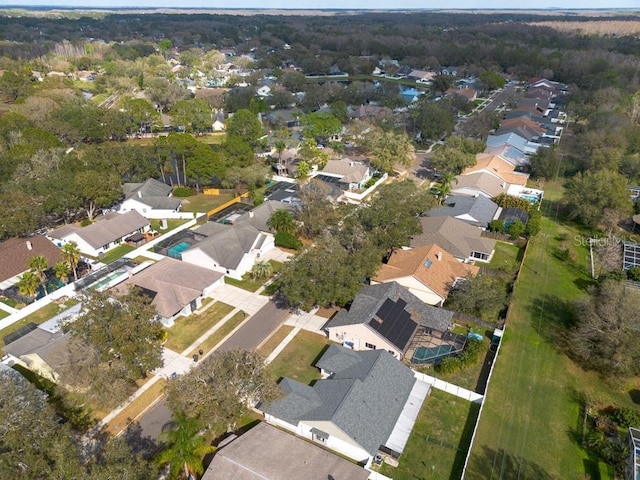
427;194;499;229
48;211;150;258
182;223;273;280
118;178;182;219
372;244;479;306
410;216;496;263
112;258;224;327
450;171;508;199
0;236;62;288
461;154;529;187
320;158;374;191
212;111;226;131
324;282;454;360
202;422;370;480
483;144;529;168
408;69;436;83
445;87;477;102
264;344;431;464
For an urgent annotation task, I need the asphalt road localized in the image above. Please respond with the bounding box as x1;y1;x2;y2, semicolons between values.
132;300;290;446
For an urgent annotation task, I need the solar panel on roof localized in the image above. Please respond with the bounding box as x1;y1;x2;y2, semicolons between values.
370;298;417;351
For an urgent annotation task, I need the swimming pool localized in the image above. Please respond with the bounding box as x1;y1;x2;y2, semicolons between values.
167;241;191;259
519;194;540;203
91;270;128;290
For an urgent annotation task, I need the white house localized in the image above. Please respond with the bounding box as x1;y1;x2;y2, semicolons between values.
118;178;183;219
48;211;150;258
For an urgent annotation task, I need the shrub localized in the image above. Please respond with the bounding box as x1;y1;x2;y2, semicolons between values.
508;220;526;239
627;266;640;282
493;193;532;212
363;177;377;189
173;186;195;197
526;210;542;236
435;338;486;374
610;406;640;428
488;219;505;233
80;218;92;227
275;231;302;250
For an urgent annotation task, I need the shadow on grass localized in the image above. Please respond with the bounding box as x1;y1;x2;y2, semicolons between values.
528;293;576;350
450;402;481;480
466;446;558;480
629;389;640;404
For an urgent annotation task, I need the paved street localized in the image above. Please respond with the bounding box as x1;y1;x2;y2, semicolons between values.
133;299;290;442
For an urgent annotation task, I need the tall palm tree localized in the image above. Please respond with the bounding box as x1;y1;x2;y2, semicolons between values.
53;262;71;284
156;412;215;480
61;242;81;281
16;271;40;299
28;255;49;295
435;172;456;204
250;260;273;281
274;139;286;175
267;209;296;235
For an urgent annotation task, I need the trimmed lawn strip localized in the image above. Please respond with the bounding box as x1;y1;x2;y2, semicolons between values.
256;325;294;357
164;302;234;353
180;193;235;213
150;218;190;232
377;389;479;480
0;309;8;320
224;261;283;292
466;208;631;479
0;299;79;349
99;244;135;265
105;379;166;436
267;330;333;385
188;310;246;357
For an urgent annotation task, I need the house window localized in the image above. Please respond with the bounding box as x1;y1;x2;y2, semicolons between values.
471;251;489;260
365;342;377;350
311;428;328;444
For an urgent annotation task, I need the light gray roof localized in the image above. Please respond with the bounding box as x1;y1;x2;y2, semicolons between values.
202;422;369;480
411;216;496;259
325;282;454;336
49;211;149;249
235;200;292;233
122;178;182;210
265;345;417;456
427;194;499;228
451;172;506;198
486;132;528;152
185;224;264;270
484;145;528;165
4;327;70;375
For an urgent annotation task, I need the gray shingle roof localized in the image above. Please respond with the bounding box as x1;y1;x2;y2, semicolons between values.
427;194;499;228
265;345;417;456
122;178;182;210
185;224;265;270
50;211;149;249
235;200;292;233
411;216;496;259
324;282;454;347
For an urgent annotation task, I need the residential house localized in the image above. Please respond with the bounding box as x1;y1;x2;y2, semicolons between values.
113;258;223;327
118;178;183;219
483;144;529;168
319;157;374;191
264;344;431;463
256;85;272;97
485;132;540;155
48;211;150;258
347;104;393;122
427;194;499;229
372;244;479;306
461;154;529;188
440;66;460;76
202;422;370;480
445;87;477;102
0;236;62;289
408;69;436;84
450;172;509;199
324;282;454;360
410;216;496;263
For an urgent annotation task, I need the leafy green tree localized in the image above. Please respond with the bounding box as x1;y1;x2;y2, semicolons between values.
431;74;453;94
16;271;40;298
222;135;255;167
165;350;279;434
73;170;122;220
120;97;161;133
61;242;81;281
67;290;164;380
28;255;50;295
526;210;542;237
571;279;640;377
53;262;71;284
488;219;505;233
564;170;633;229
158;39;173;59
0;189;44;239
508;220;526;239
225;109;263;147
297;140;329;168
267;208;296;235
301;112;342;140
530;146;560;180
169;99;212;133
478;71;506;90
362;128;415;173
0;70;34;102
412;101;455;143
445;274;508;322
156;412;214;480
89;436;159;480
430;136;482;175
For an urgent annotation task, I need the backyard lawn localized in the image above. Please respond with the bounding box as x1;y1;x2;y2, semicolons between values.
465;192;634;479
267;330;334;385
164;302;234;353
487;241;523;275
180;193;235;214
377;389;480;480
99;244;135;265
150;218;190;232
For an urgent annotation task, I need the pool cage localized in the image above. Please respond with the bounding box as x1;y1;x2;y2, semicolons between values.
74;258;134;291
153;230;198;258
405;327;467;366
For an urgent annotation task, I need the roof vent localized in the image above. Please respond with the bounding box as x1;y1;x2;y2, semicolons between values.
436;252;443;261
26;241;33;250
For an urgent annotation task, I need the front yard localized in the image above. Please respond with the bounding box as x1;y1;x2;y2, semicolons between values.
224;261;283;292
164;301;234;353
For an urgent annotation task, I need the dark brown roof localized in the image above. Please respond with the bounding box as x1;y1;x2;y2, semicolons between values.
0;236;62;282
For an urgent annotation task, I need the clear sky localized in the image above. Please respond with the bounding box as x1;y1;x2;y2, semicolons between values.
4;1;640;10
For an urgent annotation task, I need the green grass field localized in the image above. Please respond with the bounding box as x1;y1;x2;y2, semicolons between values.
164;302;234;353
267;330;333;385
99;244;135;265
465;190;636;479
180;193;235;213
378;389;480;480
224;261;283;292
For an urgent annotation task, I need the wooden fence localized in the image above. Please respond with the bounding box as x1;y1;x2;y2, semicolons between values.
206;192;250;218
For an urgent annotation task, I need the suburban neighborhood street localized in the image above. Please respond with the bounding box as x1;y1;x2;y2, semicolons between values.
133;298;290;442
